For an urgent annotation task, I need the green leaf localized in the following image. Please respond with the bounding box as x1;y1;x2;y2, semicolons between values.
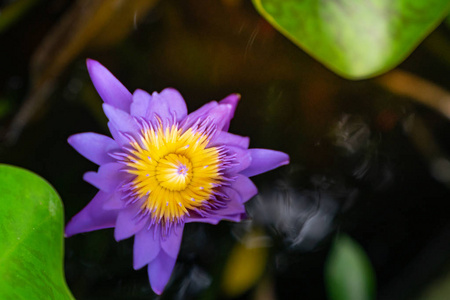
252;0;450;79
325;234;376;300
0;164;74;300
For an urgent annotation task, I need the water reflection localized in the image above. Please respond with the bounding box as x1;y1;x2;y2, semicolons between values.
175;266;212;300
332;114;371;155
331;113;394;190
246;182;338;252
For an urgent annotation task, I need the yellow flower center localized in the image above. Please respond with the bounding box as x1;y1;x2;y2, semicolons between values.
156;154;192;191
124;122;223;223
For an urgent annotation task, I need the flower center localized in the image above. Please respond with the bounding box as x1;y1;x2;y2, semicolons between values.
156;154;192;191
121;121;224;223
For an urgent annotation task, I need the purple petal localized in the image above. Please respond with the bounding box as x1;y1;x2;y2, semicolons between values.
185;209;244;224
181;101;218;129
224;146;252;174
103;191;124;210
157;88;188;121
181;102;232;135
187;101;218;119
230;175;258;203
161;223;184;258
188;213;243;224
218;93;240;131
211;187;247;223
240;149;290;177
209;132;249;148
133;227;161;270
148;251;177;295
65;191;119;237
216;187;246;215
215;213;244;223
68;132;118;165
206;104;233;132
86;59;132;112
103;104;139;135
130;89;152;119
185;216;220;225
107;122;129;146
114;203;148;241
83;162;124;192
131;88;188;123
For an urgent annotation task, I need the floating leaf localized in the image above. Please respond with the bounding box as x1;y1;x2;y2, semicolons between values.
252;0;450;79
325;234;376;300
0;164;73;300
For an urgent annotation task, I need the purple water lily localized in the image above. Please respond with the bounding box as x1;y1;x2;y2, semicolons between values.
65;59;289;294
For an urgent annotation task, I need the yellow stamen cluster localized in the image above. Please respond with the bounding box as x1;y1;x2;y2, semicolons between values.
125;122;222;222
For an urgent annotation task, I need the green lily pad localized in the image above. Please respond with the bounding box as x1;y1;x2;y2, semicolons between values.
325;234;376;300
0;164;73;300
252;0;450;79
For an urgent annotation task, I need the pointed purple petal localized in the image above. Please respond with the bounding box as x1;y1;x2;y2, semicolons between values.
230;175;258;203
103;103;139;135
209;132;249;148
161;223;184;258
224;146;252;175
148;251;177;295
65;191;119;237
86;59;132;112
133;227;161;270
114;203;148;241
218;93;240;131
240;149;290;177
68;132;118;165
83;162;123;192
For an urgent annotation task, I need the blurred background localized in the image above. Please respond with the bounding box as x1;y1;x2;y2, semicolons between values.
1;0;450;299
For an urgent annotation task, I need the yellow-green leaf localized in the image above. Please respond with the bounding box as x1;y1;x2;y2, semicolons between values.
252;0;450;79
0;164;73;300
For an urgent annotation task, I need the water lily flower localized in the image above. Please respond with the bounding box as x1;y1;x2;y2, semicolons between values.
65;59;290;295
